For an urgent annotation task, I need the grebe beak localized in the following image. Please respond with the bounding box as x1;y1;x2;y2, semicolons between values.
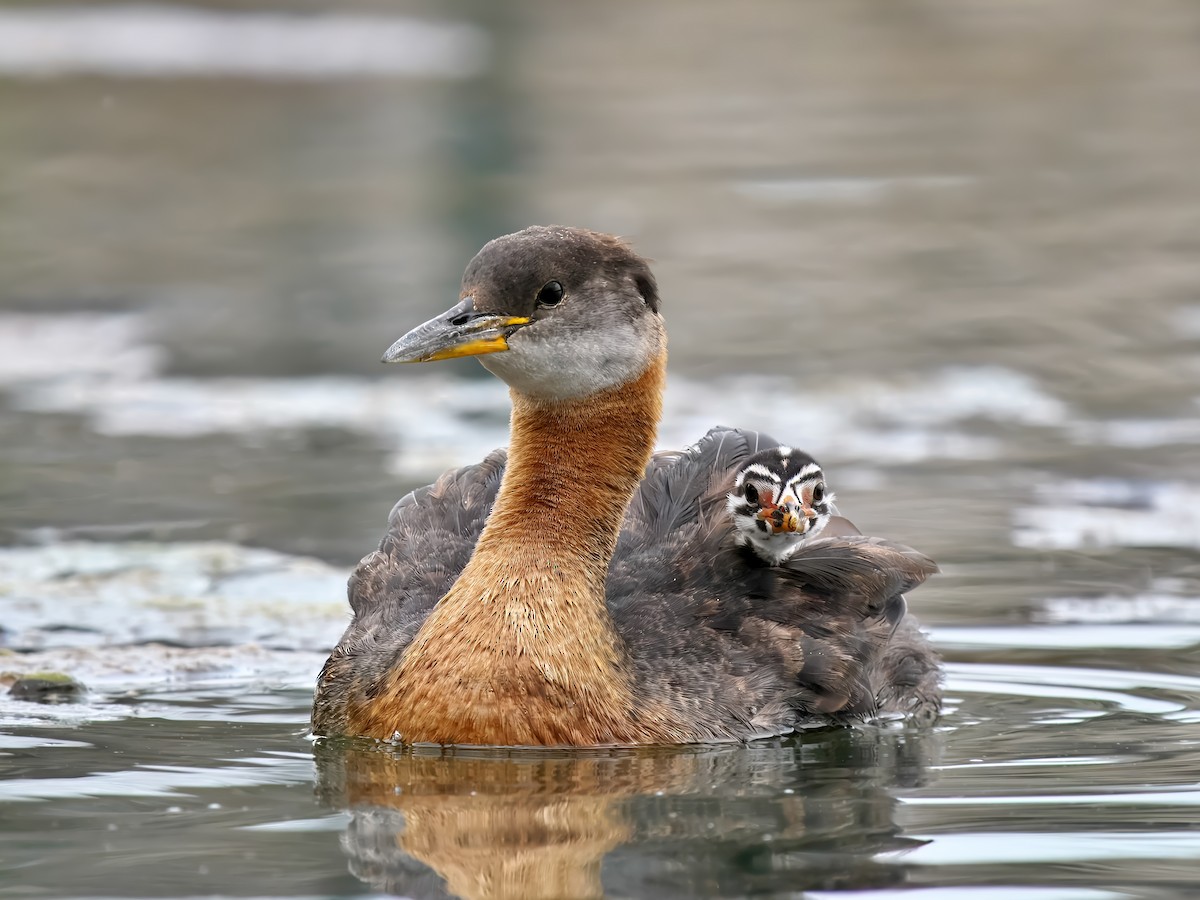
381;297;531;363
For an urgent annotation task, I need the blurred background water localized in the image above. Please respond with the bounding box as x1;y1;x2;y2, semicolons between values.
2;2;1200;898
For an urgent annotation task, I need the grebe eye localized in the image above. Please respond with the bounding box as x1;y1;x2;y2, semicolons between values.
536;280;564;307
812;482;825;503
743;484;759;504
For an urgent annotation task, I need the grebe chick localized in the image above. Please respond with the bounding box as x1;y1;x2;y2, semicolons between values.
727;447;835;564
313;226;941;745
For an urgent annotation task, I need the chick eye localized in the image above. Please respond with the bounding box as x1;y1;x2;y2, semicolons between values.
812;482;825;503
536;280;564;307
743;483;759;504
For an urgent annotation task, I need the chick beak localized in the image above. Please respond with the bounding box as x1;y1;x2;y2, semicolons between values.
757;497;804;535
774;495;807;534
381;297;531;363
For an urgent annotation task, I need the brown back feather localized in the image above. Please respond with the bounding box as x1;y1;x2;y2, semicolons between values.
314;427;942;739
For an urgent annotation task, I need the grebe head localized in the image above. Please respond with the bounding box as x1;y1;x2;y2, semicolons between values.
381;226;664;401
726;447;836;564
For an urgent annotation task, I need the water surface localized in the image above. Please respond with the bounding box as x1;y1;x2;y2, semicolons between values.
3;1;1200;897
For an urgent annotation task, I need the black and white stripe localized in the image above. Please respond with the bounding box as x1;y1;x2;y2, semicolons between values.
726;446;837;564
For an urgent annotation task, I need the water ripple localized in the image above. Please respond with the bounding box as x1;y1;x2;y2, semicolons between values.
881;830;1200;864
934;624;1200;650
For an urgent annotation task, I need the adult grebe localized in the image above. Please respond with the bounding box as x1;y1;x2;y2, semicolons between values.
726;447;836;564
313;226;941;744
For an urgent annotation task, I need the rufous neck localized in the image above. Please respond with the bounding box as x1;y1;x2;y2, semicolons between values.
471;351;666;585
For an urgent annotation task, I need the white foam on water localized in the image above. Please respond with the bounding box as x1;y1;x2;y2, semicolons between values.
678;365;1068;430
1071;417;1200;448
16;371;500;437
1042;593;1200;624
1;644;327;694
660;365;1066;466
32;310;1200;486
0;313;163;383
0;6;488;80
0;541;350;653
1;313;1075;471
1014;478;1200;550
16;366;1018;470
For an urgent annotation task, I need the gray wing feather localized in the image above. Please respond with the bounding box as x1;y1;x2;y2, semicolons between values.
622;425;780;544
313;449;507;734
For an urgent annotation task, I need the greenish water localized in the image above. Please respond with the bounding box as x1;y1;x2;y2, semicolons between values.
4;659;1200;897
3;1;1200;897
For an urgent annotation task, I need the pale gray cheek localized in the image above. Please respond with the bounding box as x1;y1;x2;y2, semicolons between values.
483;319;659;401
482;341;608;399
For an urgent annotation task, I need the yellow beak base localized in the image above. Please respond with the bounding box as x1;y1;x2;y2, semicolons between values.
423;333;515;361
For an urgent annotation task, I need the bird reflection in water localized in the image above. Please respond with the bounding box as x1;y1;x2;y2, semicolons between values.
313;729;939;899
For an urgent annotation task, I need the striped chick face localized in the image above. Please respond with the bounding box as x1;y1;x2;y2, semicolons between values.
726;447;836;564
